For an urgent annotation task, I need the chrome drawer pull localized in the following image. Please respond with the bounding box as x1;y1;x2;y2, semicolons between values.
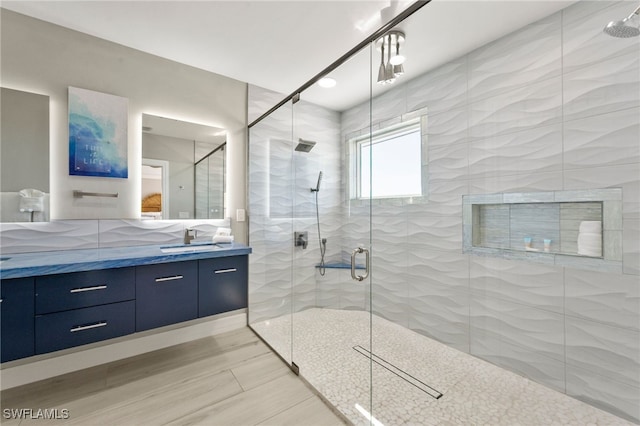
155;275;184;282
70;285;107;293
70;322;107;333
214;268;237;274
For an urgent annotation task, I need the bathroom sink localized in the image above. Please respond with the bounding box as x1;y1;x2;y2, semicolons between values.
160;244;221;254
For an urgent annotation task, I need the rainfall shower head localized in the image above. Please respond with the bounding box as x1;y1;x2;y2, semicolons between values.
603;5;640;38
295;138;317;153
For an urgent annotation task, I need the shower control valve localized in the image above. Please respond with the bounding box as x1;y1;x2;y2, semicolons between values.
294;231;308;249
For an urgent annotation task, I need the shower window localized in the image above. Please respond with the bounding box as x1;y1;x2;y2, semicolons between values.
352;118;423;200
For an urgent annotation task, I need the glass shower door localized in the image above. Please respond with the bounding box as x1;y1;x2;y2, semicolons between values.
289;44;375;424
247;99;295;364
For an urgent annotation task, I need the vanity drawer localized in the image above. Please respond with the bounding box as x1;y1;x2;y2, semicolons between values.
135;261;198;331
35;300;135;354
198;255;248;317
35;267;135;314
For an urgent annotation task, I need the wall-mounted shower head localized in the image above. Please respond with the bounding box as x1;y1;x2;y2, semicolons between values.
311;171;323;192
603;5;640;38
295;138;317;153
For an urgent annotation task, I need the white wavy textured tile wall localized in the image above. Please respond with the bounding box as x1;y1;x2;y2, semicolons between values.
565;316;640;389
371;84;408;125
406;250;470;351
563;51;639;121
406;214;463;253
566;364;640;423
468;12;561;103
0;220;98;254
623;219;640;275
426;107;469;148
340;101;370;138
470;296;565;363
468;124;563;179
97;220;184;248
564;163;640;216
371;244;409;327
469;171;563;195
468;76;563;140
469;327;566;393
428;142;469;182
561;0;617;26
564;107;640;170
407;179;468;217
405;57;468;115
565;268;640;330
470;257;564;313
563;1;640;74
248;84;287;124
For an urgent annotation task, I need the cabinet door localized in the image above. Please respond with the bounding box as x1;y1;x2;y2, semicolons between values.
136;261;198;331
198;255;248;317
1;278;35;362
36;267;135;314
35;301;135;354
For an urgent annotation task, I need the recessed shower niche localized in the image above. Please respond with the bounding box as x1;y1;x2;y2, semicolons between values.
463;189;623;273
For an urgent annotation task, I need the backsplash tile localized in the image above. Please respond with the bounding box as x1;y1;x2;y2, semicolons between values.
0;219;230;254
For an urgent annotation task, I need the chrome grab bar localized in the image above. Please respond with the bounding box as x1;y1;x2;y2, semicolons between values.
350;247;370;282
70;285;107;293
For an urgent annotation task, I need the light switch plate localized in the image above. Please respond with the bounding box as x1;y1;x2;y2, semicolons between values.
236;209;246;222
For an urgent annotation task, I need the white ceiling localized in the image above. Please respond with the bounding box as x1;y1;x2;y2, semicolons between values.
2;0;577;112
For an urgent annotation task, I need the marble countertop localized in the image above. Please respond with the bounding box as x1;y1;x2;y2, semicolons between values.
0;242;252;279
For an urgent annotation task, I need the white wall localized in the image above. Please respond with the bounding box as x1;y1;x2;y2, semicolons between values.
1;9;248;242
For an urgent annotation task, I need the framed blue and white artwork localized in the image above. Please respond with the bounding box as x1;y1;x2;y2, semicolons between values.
68;87;128;178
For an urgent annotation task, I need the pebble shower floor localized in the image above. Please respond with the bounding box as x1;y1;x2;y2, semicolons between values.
252;308;632;425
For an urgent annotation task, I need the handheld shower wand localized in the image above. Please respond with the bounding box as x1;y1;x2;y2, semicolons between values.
311;171;323;192
311;171;327;275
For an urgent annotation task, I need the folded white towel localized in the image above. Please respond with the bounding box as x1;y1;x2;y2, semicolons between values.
19;188;45;212
577;233;602;256
212;235;234;243
579;221;602;234
578;248;602;257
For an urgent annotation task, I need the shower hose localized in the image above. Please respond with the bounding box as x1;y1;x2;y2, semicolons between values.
315;190;327;276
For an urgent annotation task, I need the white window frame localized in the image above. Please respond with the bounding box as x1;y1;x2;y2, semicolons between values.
348;108;428;205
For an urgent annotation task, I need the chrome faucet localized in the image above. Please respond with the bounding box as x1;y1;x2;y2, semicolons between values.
184;228;197;244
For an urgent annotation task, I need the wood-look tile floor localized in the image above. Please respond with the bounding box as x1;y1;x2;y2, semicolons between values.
0;327;347;426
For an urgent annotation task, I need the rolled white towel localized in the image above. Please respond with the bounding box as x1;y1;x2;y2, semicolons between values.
579;221;602;234
19;188;45;212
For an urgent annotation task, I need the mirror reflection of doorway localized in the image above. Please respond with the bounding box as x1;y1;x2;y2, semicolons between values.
141;159;169;219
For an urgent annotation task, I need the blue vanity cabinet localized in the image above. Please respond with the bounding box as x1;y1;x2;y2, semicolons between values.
135;261;198;331
1;278;35;362
198;255;248;317
35;301;135;354
35;267;135;314
33;268;136;355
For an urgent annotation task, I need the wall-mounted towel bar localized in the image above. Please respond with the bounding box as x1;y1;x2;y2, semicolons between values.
73;190;119;199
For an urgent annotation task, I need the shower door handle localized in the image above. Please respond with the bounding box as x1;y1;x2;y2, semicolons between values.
351;247;370;282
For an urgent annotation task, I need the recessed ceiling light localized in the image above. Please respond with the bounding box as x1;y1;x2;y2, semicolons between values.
318;77;337;88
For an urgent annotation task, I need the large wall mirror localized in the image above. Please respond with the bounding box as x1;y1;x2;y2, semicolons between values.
0;87;50;222
141;114;226;220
